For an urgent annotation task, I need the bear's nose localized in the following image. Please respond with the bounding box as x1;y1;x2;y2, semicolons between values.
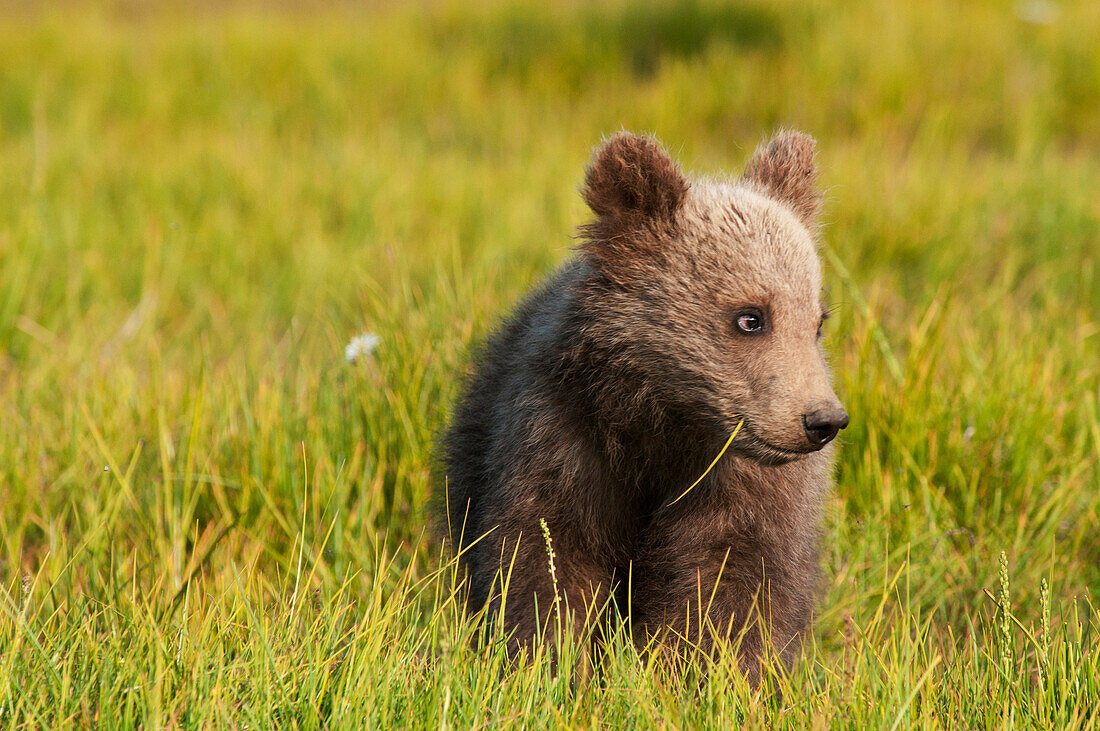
803;408;849;448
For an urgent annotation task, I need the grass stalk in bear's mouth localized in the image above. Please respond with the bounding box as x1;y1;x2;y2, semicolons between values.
665;419;744;509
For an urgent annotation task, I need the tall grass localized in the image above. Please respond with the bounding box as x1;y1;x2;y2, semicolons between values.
1;0;1098;725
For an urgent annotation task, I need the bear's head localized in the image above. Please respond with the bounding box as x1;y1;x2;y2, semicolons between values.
577;131;847;464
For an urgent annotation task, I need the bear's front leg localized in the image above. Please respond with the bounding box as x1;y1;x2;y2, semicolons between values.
628;500;815;684
472;512;617;674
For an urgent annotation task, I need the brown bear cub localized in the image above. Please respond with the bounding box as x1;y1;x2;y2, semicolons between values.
439;130;848;682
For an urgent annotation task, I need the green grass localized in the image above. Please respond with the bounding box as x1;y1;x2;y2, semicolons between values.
2;0;1099;726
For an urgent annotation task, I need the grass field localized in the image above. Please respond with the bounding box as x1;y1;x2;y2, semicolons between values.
2;0;1099;726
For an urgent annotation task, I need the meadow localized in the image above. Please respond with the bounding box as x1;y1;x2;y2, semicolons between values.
1;0;1099;726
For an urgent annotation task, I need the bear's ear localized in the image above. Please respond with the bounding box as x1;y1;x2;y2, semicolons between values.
742;130;821;228
582;132;689;223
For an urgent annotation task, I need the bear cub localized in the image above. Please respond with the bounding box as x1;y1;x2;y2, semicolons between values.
439;130;848;681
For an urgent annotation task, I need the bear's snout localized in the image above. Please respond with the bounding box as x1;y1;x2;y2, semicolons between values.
802;407;849;448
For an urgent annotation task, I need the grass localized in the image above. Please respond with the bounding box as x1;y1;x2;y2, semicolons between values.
1;0;1099;726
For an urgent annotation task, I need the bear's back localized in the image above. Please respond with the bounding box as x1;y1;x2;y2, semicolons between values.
438;260;588;552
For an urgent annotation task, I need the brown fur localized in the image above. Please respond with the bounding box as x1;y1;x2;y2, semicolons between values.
438;130;846;683
742;129;822;230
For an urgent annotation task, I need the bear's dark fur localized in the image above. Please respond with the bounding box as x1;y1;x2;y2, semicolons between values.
438;130;847;682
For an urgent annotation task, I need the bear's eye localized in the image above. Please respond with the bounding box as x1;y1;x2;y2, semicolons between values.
735;311;766;335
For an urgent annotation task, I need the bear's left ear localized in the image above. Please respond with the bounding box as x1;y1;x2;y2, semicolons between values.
742;130;821;228
582;132;689;224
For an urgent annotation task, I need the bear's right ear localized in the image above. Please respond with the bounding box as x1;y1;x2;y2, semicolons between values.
581;132;689;224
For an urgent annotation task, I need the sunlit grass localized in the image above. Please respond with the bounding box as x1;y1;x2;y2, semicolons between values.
1;0;1098;725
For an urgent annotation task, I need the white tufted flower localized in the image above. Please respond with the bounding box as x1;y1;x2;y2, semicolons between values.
345;333;380;364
